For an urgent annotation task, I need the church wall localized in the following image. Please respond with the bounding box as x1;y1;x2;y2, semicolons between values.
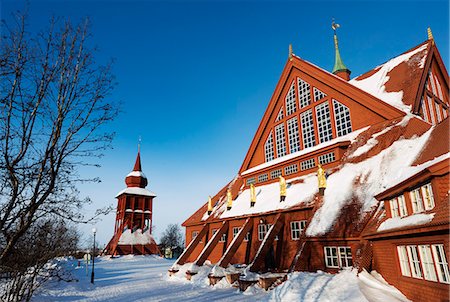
371;232;449;302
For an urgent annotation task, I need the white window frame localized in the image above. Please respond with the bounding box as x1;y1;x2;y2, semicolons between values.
315;102;333;143
244;232;250;242
398;195;408;217
285;83;297;116
290;220;306;240
285;164;298;175
270;169;282;179
276;107;284;122
233;227;241;238
419;245;438;281
301;110;316;148
192;231;199;242
275;123;287;157
421;183;435;210
297;77;311;108
432;244;450;284
313;87;327;102
324;247;339;268
219;232;227;242
407;245;423;279
258;224;266;241
389;198;399;218
318;152;335;165
410;188;424;213
246;177;255;186
333;99;352;137
265;132;274;162
287;117;301;153
300;158;316;171
258;174;268;183
397;246;411;277
338;247;353;268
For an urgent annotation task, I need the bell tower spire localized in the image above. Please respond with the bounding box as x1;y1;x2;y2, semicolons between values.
332;19;351;81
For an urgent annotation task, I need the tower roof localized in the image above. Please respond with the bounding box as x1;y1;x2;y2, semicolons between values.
125;151;148;188
331;21;351;80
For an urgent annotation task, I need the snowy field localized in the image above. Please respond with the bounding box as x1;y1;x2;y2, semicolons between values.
32;255;409;302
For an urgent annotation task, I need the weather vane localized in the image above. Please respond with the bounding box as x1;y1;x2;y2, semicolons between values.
332;18;340;33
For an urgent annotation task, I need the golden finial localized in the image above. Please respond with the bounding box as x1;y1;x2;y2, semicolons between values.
279;176;286;202
207;196;212;214
226;189;232;210
250;184;256;207
289;44;293;61
427;27;434;44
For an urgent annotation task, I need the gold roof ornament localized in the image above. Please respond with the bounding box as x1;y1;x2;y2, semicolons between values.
227;189;232;210
207;195;213;212
427;27;434;44
317;164;327;189
279;176;287;197
289;44;293;61
250;183;256;203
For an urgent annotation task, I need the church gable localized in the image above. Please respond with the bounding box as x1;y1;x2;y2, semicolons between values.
240;56;405;174
416;44;449;125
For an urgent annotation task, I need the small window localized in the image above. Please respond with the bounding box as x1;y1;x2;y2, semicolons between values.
338;247;353;268
258;174;268;183
318;152;335;165
432;244;450;284
285;164;298;175
421;183;435;210
244;232;250;242
219;232;227;242
246;177;256;186
389;198;399;218
290;220;306;240
398;195;408;217
275;107;284;122
300;158;316;171
192;231;199;242
258;224;267;241
211;229;218;239
410;188;424;213
324;247;339;268
233;227;241;238
397;246;411;277
270;169;282;179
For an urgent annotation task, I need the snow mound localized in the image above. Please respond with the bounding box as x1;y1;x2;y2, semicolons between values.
377;213;435;232
358;270;410;302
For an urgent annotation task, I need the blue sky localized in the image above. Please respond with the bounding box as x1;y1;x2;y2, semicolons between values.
1;0;448;246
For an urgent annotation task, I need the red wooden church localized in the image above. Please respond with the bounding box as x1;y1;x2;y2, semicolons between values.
171;26;449;301
104;151;160;255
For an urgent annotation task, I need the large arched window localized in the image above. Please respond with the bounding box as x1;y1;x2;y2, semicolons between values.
275;123;286;157
287;117;300;153
298;78;311;108
333;100;352;136
301;110;316;148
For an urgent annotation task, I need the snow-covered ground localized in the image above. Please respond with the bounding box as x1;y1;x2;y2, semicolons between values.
32;255;409;301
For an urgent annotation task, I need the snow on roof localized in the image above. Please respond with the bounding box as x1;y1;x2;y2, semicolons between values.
127;171;147;178
217;174;316;220
349;43;428;113
377;213;435;232
118;229;156;245
242;127;367;176
306;119;433;236
115;187;156;198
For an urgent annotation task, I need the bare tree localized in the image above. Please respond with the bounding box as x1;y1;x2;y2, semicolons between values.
0;10;117;265
159;224;184;251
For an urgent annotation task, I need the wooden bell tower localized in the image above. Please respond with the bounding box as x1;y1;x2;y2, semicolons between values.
104;151;160;255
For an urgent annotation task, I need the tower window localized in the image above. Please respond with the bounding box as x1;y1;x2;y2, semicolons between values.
316;102;333;143
265;132;274;162
285;83;297;116
287;117;301;153
301;110;316;149
275;123;286;157
333;100;352;136
298;78;311;108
